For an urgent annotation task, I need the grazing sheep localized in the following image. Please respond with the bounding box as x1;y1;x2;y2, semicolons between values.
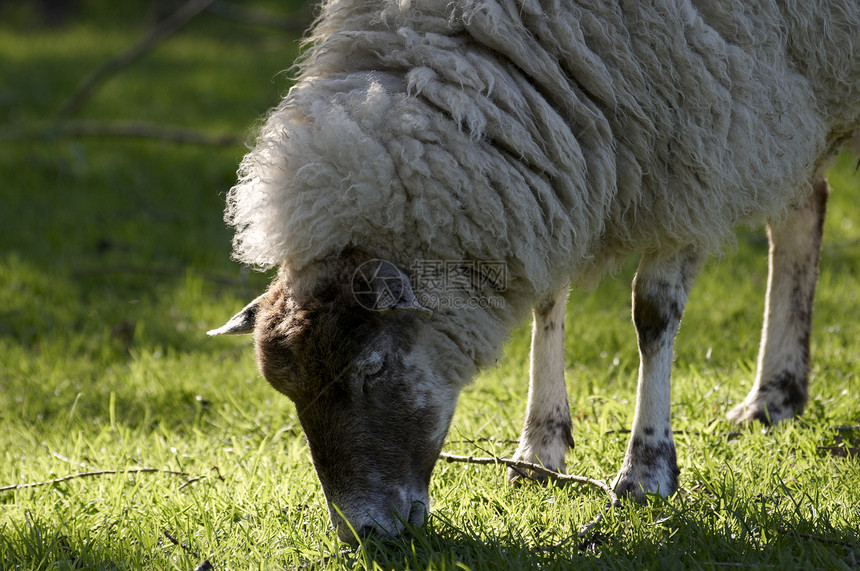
211;0;859;543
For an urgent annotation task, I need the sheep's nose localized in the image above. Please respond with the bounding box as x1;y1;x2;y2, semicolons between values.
336;522;378;545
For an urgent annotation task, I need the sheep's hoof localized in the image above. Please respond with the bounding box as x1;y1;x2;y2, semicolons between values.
506;466;549;486
612;471;677;503
612;446;679;502
505;455;566;486
727;401;764;424
727;399;794;426
506;431;573;486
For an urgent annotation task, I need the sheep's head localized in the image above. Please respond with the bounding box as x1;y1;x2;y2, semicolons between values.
209;254;459;543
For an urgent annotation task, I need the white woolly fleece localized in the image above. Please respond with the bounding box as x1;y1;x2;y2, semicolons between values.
226;0;859;368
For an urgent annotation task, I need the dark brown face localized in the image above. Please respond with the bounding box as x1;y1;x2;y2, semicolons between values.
251;261;459;543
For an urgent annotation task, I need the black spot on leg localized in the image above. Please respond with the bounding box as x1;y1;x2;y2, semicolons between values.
543;320;555;332
524;405;575;452
513;406;575;484
536;297;556;317
777;374;807;413
542;419;576;450
635;438;678;482
811;178;830;238
763;370;808;416
787;262;817;372
615;437;679;498
643;426;655;436
798;330;811;372
751;407;777;426
542;418;575;450
632;287;681;357
630;438;677;470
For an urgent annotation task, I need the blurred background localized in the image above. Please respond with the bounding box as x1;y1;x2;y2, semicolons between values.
1;3;858;567
0;0;314;426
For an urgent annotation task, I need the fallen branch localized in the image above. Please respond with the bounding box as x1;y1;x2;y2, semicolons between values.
164;529;215;570
207;0;311;32
438;451;619;537
164;529;199;558
59;0;215;117
818;445;860;458
179;466;225;491
777;527;858;548
1;121;241;147
439;452;618;503
440;451;618;539
833;425;860;433
445;437;520;446
0;468;188;493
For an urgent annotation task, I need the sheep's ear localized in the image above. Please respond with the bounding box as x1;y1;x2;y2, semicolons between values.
207;295;264;336
352;259;432;317
387;277;433;317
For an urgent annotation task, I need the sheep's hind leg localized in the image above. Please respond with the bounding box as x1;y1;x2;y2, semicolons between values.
613;248;702;501
507;284;574;484
728;178;829;425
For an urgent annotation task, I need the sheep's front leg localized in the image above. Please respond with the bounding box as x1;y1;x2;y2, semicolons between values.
728;178;829;424
613;249;701;501
507;285;574;483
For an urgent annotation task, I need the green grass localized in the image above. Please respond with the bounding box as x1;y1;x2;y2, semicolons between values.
1;3;858;569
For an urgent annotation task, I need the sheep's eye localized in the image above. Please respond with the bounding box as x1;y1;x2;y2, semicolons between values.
347;352;387;397
346;351;388;397
356;352;385;378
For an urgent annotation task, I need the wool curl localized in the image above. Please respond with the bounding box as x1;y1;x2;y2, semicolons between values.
225;0;858;365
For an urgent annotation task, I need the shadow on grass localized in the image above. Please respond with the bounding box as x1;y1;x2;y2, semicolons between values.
0;518;128;570
2;486;858;569
327;497;860;571
0;516;209;571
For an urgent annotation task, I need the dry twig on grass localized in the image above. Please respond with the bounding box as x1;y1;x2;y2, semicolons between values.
0;468;190;493
438;451;619;538
438;452;619;504
164;530;215;570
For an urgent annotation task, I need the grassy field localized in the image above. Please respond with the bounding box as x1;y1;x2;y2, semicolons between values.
1;2;858;569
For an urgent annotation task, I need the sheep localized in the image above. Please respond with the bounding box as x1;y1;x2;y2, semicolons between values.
210;0;860;543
